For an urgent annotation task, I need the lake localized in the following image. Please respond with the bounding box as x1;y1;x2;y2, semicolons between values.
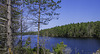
16;35;100;54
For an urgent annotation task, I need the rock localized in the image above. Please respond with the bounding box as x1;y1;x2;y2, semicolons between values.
93;49;100;54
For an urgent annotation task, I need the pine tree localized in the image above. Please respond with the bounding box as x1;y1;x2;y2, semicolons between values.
24;0;61;54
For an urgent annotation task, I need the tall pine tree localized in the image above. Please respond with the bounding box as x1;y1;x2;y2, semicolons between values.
24;0;61;54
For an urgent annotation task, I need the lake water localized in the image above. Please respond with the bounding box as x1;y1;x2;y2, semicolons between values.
16;35;100;54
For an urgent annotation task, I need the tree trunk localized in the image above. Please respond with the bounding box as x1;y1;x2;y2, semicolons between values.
7;0;13;54
20;9;23;54
20;0;23;54
37;1;40;54
43;48;45;54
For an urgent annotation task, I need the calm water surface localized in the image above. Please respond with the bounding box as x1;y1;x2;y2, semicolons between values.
17;35;100;54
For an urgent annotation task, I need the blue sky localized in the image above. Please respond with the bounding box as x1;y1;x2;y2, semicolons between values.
40;0;100;30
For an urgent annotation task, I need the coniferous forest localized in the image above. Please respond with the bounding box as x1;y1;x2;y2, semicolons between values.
0;0;100;54
40;21;100;38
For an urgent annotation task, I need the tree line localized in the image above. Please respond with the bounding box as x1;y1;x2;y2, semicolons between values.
40;21;100;38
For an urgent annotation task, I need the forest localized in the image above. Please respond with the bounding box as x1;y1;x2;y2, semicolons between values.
0;0;100;54
40;21;100;38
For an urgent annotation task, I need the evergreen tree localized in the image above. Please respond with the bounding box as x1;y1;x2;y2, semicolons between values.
24;0;61;54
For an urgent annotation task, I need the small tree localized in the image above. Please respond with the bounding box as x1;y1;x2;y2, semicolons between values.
53;42;67;54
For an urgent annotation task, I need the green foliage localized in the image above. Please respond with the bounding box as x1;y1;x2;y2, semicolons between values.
24;48;34;54
78;52;80;54
24;37;31;48
14;47;51;54
40;21;100;38
53;42;67;54
14;36;51;54
14;47;34;54
33;47;49;54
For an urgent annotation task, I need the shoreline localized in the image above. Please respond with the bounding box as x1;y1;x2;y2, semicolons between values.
15;34;100;39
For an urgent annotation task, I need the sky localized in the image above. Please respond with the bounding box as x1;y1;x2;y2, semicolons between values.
23;0;100;31
40;0;100;30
